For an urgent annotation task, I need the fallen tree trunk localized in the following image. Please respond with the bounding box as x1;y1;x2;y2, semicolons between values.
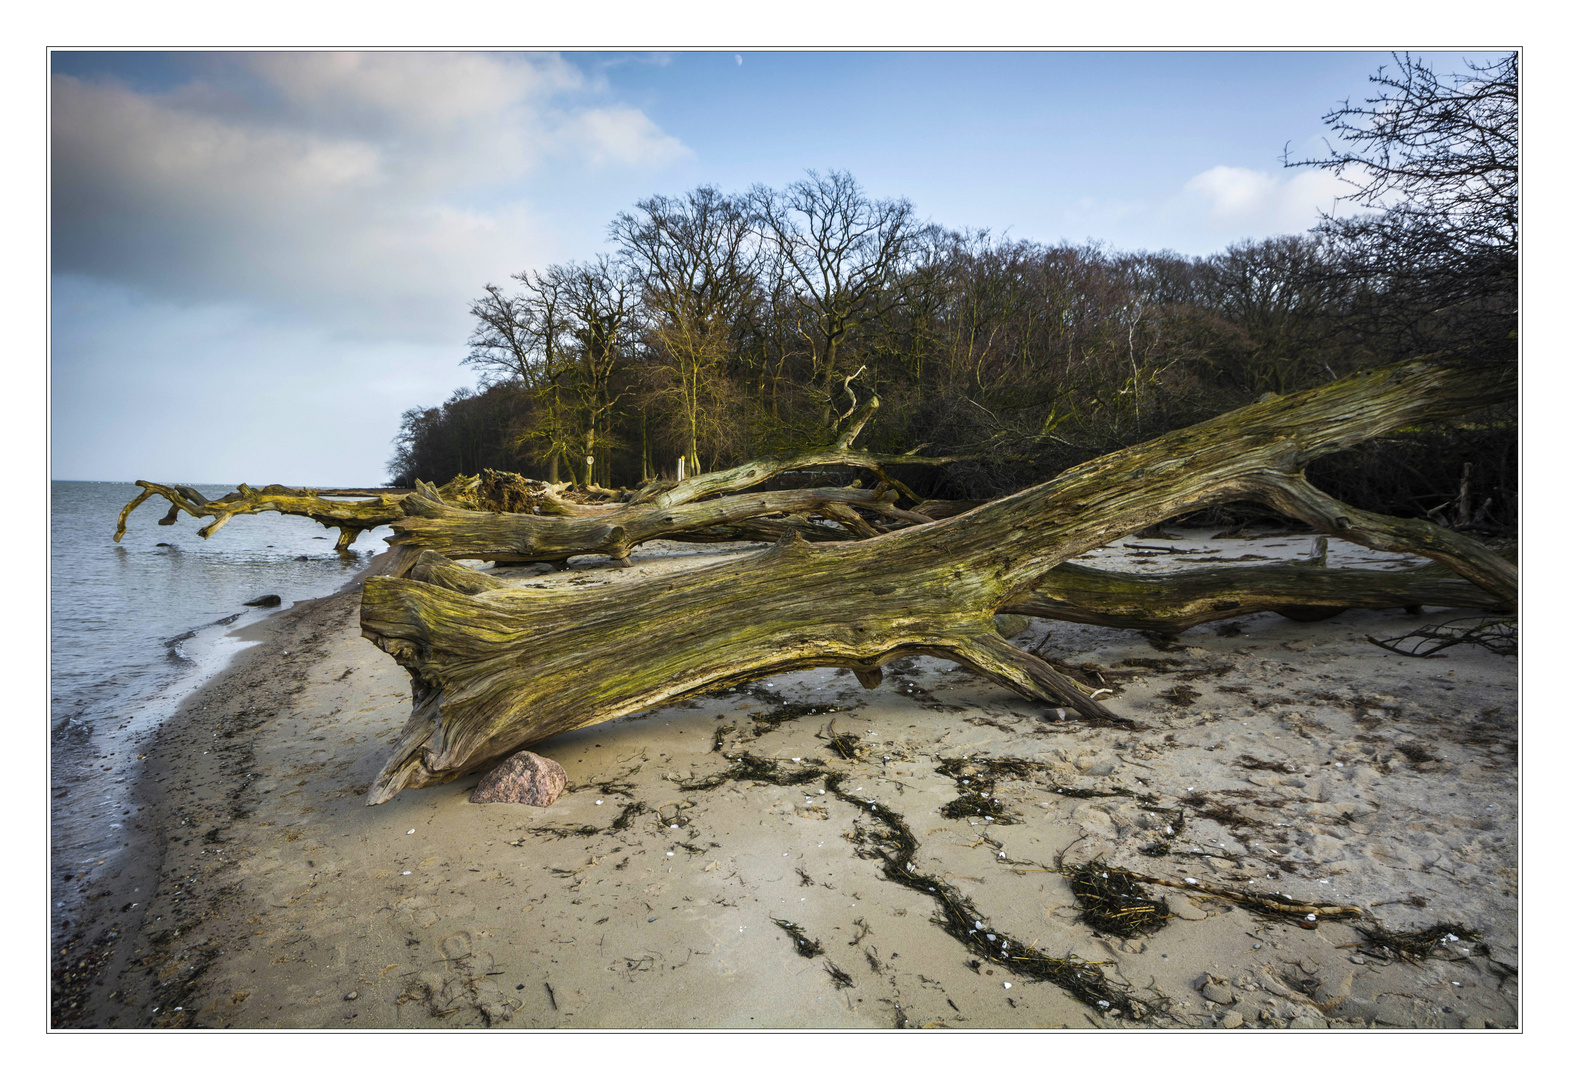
113;482;421;551
359;357;1516;802
111;473;621;552
408;544;1500;636
377;481;908;574
1007;553;1501;633
114;404;958;562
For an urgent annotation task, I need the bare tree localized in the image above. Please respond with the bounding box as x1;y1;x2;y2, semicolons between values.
465;258;637;486
1286;52;1518;358
612;186;761;475
753;171;928;427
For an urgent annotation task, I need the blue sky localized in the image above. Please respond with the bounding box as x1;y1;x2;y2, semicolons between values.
50;49;1507;484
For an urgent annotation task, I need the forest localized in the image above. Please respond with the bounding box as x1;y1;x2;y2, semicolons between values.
386;53;1517;530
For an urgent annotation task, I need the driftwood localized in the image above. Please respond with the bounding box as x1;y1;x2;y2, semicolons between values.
1013;549;1501;633
377;480;923;575
113;482;420;552
408;543;1498;637
113;416;964;565
359;357;1516;802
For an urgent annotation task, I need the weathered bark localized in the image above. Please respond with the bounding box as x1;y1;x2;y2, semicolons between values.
113;482;419;552
114;419;959;561
409;546;1501;637
626;440;970;510
359;357;1516;802
379;481;909;572
1008;557;1501;633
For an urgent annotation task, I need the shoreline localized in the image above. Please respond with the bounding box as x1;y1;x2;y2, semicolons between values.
51;556;394;1028
55;536;1519;1029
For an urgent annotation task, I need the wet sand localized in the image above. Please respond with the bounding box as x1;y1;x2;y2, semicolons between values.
56;532;1519;1029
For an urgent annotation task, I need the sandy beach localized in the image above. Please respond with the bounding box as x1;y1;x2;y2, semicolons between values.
54;530;1519;1030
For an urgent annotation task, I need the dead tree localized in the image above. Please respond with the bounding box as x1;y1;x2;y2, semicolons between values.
113;406;962;566
377;480;922;575
113;483;420;552
359;357;1516;802
406;545;1499;636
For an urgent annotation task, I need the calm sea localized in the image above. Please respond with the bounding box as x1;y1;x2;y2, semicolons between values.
49;480;393;931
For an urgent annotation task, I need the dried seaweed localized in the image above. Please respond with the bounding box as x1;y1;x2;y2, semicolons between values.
940;792;1014;823
827;776;1153;1019
823;721;863;762
609;801;650;831
1349;921;1488;962
1067;861;1172;937
824;961;855;988
934;754;1047;786
772;918;824;958
679;753;837;792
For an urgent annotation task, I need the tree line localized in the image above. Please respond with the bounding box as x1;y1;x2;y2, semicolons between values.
387;53;1516;527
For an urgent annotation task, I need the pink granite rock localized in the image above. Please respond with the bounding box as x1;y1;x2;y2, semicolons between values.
468;750;568;806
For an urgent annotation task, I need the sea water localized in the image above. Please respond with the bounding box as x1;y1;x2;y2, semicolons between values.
49;480;393;930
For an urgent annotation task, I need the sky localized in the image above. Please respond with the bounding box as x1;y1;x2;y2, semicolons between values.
49;48;1510;485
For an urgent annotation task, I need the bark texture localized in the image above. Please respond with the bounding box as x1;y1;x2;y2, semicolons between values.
359;357;1516;803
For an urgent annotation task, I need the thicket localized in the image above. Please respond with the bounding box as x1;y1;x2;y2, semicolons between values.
387;53;1516;531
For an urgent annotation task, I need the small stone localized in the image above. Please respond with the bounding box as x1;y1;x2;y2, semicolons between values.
244;594;282;607
469;751;569;807
1220;1010;1245;1028
1289;1015;1328;1029
343;990;358;1001
1203;982;1237;1005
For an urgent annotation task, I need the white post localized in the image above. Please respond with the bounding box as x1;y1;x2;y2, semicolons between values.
676;456;686;482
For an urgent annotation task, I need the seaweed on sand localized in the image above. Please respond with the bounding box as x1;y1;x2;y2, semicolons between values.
609;801;650;831
823;721;863;762
772;918;824;958
1349;921;1488;963
934;754;1048;786
750;701;840;738
826;776;1154;1019
679;753;837;792
939;792;1014;823
1067;861;1171;937
676;748;1154;1017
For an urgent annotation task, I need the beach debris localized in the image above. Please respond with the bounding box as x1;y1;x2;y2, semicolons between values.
1067;861;1173;937
772;918;824;958
1366;616;1517;658
468;750;568;807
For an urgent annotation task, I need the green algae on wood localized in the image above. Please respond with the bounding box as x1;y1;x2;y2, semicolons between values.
360;357;1516;803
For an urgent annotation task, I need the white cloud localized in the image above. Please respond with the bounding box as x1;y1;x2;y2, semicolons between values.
570;106;692;168
50;53;692;342
1183;164;1366;238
